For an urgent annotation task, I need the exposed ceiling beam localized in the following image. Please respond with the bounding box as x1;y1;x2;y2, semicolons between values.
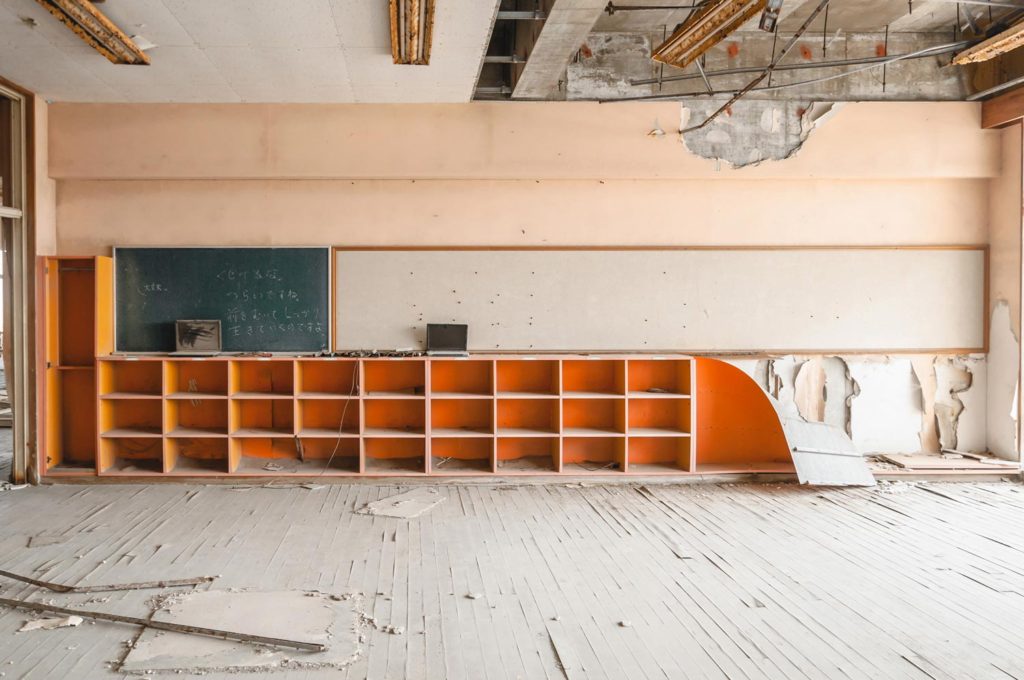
652;0;767;70
953;20;1024;63
34;0;149;65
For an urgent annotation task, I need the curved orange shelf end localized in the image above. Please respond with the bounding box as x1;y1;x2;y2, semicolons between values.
695;358;792;470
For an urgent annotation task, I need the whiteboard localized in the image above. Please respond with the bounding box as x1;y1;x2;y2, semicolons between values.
335;248;985;352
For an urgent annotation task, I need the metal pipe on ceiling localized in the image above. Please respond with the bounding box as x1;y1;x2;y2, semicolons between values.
628;41;973;85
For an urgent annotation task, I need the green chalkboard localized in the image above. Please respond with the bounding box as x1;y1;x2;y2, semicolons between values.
115;248;329;352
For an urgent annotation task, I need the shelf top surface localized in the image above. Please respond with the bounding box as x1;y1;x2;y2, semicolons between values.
99;353;695;362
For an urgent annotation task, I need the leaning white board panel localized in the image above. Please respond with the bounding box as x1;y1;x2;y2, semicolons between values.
335;249;985;352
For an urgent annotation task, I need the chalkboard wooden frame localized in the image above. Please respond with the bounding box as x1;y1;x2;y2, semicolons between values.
114;247;331;354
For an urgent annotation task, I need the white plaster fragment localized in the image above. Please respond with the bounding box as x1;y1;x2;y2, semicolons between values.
357;488;446;518
18;616;82;632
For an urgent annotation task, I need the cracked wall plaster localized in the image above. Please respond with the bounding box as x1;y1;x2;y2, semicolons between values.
729;353;986;456
677;101;837;168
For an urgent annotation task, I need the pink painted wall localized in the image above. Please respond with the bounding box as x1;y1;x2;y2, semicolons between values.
48;101;999;254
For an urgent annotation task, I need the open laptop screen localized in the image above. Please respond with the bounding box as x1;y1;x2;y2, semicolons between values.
426;324;467;353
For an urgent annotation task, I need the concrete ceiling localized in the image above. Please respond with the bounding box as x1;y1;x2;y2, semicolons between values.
0;0;500;102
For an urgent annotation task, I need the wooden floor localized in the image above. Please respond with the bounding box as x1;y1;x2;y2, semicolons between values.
2;479;1024;678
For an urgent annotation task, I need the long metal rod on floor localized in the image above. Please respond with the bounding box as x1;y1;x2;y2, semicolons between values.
0;568;215;594
0;596;327;652
680;0;831;132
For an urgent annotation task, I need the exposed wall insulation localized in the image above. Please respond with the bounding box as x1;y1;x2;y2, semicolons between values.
335;248;985;352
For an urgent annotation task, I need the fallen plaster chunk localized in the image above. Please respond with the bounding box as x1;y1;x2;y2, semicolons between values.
19;616;82;632
678;100;838;168
766;395;874;487
122;590;358;674
357;488;446;519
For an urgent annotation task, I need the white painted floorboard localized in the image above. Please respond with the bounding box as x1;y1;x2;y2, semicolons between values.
1;480;1023;678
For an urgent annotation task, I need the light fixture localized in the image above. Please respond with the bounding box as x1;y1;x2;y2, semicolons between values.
34;0;149;65
759;0;784;32
652;0;767;69
389;0;435;65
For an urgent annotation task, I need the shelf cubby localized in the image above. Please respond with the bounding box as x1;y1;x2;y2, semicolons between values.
230;359;294;398
99;360;162;398
562;437;626;473
165;360;229;399
296;359;358;397
496;360;559;397
562;359;625;397
431;360;493;397
364;438;426;474
166;438;229;475
297;398;360;437
230;399;295;437
166;398;228;437
497;398;559;436
431;438;494;474
45;369;97;473
496;437;559;473
231;438;306;474
431;399;493;437
294;438;360;474
99;437;164;475
562;398;625;436
56;258;97;367
628;398;691;436
363;360;426;398
628;437;692;473
627;359;692;397
364;399;425;437
99;398;162;438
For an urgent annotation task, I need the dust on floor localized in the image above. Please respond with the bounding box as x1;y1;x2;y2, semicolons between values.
1;480;1024;679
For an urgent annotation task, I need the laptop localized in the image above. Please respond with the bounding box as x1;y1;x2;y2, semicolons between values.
172;319;222;356
426;323;468;357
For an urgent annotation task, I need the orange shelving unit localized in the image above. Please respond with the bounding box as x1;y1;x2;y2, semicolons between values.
39;256;112;476
39;255;799;479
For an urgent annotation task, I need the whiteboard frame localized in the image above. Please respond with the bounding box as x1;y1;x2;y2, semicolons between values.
332;245;989;355
112;246;333;355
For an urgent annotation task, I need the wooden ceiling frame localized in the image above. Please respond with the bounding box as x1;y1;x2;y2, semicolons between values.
953;21;1024;65
653;0;767;70
34;0;149;65
389;0;436;65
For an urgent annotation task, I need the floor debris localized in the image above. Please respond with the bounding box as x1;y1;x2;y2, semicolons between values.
356;488;446;518
0;569;215;594
0;595;325;652
122;590;357;674
18;615;83;632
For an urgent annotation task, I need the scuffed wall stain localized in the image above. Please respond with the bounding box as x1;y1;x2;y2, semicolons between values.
986;300;1019;460
677;101;838;168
